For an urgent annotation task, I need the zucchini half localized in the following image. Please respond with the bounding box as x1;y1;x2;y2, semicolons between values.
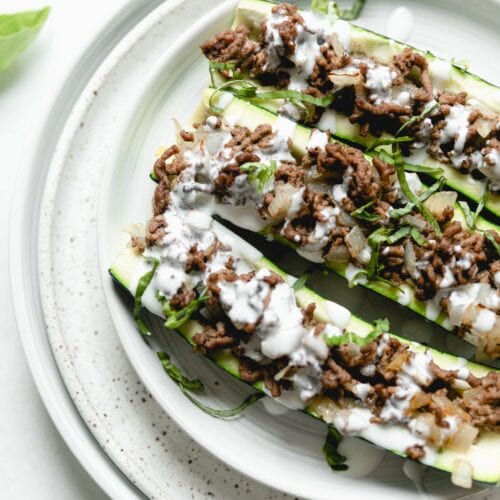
109;222;500;484
186;88;498;355
207;0;500;218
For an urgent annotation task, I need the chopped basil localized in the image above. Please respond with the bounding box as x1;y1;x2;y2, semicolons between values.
158;351;264;419
134;260;159;335
334;0;366;20
180;388;265;419
157;351;204;391
292;264;317;291
396;102;439;137
209;80;334;115
324;317;389;348
377;149;443;175
367;135;413;153
484;231;500;256
393;153;442;236
350;199;381;222
208;61;240;86
0;6;50;71
323;426;348;471
458;201;476;229
459;181;488;230
160;292;209;329
240;160;277;192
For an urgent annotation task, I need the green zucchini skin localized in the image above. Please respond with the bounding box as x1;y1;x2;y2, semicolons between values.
109;244;500;483
220;0;500;218
187;88;498;355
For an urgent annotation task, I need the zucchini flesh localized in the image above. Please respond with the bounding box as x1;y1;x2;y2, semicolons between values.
208;0;500;218
109;239;500;484
187;88;498;357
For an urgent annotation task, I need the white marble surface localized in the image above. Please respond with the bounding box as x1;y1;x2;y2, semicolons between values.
0;1;133;498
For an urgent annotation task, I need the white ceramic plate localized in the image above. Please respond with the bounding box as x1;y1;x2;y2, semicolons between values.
12;0;499;498
97;0;500;499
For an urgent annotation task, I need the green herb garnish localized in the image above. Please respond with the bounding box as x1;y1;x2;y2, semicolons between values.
180;388;265;418
323;426;348;471
240;160;277;192
324;317;389;347
0;7;50;71
208;61;240;86
484;231;500;255
350;199;381;222
292;264;318;291
393;152;441;236
160;292;209;329
209;80;334;115
134;260;159;335
157;351;204;391
458;182;488;230
158;351;264;418
396;102;438;137
367;135;414;153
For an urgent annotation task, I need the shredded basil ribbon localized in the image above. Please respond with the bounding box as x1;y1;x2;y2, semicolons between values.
377;150;443;175
350;199;381;222
240;160;277;192
393;153;442;236
159;292;209;330
209;80;334;115
157;351;204;391
313;0;366;21
180;388;265;418
292;263;318;291
323;426;348;471
396;102;439;137
324;318;390;347
367;135;413;153
134;260;159;335
208;61;240;86
484;231;500;255
157;351;264;419
458;181;489;230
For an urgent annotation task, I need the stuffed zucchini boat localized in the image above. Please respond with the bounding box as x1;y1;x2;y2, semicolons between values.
150;90;500;359
200;0;500;218
109;190;500;486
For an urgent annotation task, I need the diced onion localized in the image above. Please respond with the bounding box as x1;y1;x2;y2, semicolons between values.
408;392;431;411
423;191;457;217
267;184;297;218
386;351;409;371
329;72;363;88
451;459;473;489
325;244;351;263
448;424;478;452
338;210;358;227
474;117;494;138
345;226;367;258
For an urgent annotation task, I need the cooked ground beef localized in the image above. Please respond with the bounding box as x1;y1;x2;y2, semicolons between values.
194;321;235;351
145;214;167;246
406;444;425;461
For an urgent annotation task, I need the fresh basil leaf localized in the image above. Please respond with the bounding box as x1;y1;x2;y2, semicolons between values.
484;231;500;256
157;351;204;391
292;264;317;291
255;89;334;107
180;387;265;418
323;426;348;471
350;199;381;222
0;7;50;71
396;101;438;137
208;61;240;86
334;0;366;20
368;135;413;153
160;293;209;329
134;260;159;335
393;153;441;236
324;317;389;347
458;200;476;229
403;163;444;175
240;160;277;192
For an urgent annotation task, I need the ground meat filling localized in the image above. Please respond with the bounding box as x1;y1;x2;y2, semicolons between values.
201;4;500;189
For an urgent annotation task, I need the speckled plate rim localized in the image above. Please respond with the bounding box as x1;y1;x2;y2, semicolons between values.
8;1;197;498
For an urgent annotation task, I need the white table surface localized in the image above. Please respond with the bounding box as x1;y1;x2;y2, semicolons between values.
0;1;140;498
